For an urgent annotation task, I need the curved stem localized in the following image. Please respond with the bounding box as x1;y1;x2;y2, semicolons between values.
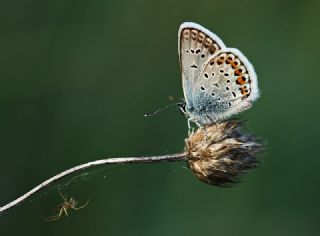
0;153;187;214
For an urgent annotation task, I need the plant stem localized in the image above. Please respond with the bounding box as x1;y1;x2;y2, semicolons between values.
0;153;187;214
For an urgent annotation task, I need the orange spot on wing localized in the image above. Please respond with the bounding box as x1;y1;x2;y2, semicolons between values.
236;76;247;85
234;69;242;76
240;87;250;96
231;62;239;69
226;58;232;64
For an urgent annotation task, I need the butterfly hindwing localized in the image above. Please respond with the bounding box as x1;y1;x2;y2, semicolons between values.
192;48;259;123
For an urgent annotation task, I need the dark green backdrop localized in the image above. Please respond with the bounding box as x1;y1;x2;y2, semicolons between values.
1;0;319;235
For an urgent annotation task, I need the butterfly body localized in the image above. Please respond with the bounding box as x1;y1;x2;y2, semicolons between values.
178;22;259;127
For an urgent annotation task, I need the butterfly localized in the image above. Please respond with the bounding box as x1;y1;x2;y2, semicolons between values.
178;22;259;128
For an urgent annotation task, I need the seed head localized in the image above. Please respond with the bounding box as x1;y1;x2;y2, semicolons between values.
186;120;264;186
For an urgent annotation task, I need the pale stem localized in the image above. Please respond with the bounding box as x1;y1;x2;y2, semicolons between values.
0;153;187;214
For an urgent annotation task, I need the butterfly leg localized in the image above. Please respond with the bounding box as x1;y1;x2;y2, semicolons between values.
187;118;195;135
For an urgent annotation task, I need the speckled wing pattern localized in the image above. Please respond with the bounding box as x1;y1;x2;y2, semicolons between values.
178;22;259;126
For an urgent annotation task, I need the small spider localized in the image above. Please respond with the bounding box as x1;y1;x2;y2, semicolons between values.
44;191;90;222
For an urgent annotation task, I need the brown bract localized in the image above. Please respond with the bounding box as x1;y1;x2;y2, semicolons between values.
186;120;264;186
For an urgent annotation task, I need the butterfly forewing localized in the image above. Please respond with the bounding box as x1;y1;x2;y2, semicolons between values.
178;22;226;108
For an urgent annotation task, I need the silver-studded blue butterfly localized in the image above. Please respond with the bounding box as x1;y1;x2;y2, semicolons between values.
178;22;259;128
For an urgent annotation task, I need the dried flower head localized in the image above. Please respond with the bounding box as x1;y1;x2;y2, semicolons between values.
186;120;263;186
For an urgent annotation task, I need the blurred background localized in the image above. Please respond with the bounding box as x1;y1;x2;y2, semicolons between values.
0;0;319;235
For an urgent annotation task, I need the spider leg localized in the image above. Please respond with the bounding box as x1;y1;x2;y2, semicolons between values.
57;185;68;201
72;198;90;210
43;209;63;222
62;206;68;216
58;190;67;202
43;215;61;222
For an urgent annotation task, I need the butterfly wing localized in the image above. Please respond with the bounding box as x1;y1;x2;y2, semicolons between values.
192;48;259;124
178;22;226;108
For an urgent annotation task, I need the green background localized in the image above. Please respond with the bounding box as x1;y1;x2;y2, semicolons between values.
1;0;319;235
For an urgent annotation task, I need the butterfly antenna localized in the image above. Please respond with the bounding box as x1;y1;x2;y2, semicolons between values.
144;102;183;117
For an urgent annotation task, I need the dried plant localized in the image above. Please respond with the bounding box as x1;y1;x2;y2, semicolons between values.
0;120;264;214
187;120;263;186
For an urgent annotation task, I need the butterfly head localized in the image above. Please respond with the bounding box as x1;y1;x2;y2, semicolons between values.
177;102;189;117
